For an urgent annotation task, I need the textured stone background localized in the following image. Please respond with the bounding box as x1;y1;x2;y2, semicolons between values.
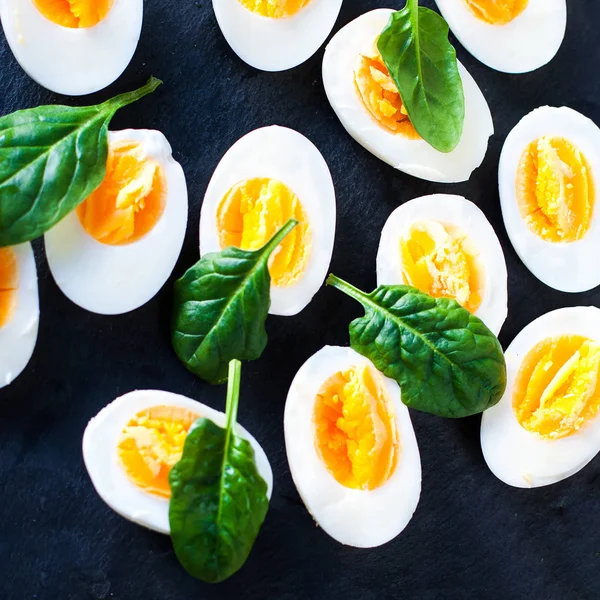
0;1;599;598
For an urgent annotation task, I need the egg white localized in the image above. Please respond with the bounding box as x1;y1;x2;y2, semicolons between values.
44;129;188;316
200;125;336;317
376;194;508;336
83;389;274;534
322;8;494;183
213;0;342;72
0;242;39;389
435;0;567;74
284;345;421;548
481;307;600;488
499;106;600;293
0;0;143;96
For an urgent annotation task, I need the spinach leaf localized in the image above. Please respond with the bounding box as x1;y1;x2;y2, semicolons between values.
377;0;465;153
169;359;270;583
0;77;162;246
172;218;297;384
327;275;506;418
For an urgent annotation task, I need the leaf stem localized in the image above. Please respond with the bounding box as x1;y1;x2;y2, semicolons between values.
104;76;163;111
407;0;421;102
326;274;368;305
261;218;298;260
225;359;242;431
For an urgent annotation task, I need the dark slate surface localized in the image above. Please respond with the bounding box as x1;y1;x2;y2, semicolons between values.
1;1;599;598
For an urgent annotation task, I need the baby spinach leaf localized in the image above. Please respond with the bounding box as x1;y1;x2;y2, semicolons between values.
0;77;162;246
327;275;506;418
377;0;465;153
172;219;297;384
169;359;270;583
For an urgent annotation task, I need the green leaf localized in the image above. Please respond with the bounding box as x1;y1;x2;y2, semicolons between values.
327;275;506;418
377;0;465;153
0;77;162;246
172;218;298;384
169;359;270;583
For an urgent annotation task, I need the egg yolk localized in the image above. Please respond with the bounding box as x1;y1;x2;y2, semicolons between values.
217;178;312;287
117;406;199;498
77;140;166;246
514;335;600;440
33;0;114;28
314;365;399;490
354;44;420;139
516;137;594;243
0;248;18;329
464;0;528;25
238;0;310;18
400;221;484;313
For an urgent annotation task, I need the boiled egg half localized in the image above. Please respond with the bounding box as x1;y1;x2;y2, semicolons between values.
322;8;493;183
214;0;343;71
0;243;39;388
499;106;600;293
481;307;600;488
83;389;273;534
0;0;143;95
284;345;421;547
45;129;188;315
200;125;336;316
377;194;508;335
435;0;567;74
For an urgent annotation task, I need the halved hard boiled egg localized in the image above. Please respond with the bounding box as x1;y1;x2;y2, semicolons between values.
200;125;336;316
83;389;273;534
0;0;143;95
45;129;188;315
214;0;342;71
0;243;39;388
322;8;493;183
435;0;566;74
499;107;600;293
284;345;421;547
481;307;600;488
376;194;508;335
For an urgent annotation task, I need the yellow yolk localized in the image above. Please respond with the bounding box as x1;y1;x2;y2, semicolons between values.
464;0;528;24
117;406;199;498
77;140;166;246
238;0;310;18
514;335;600;440
354;45;420;139
516;137;594;243
400;221;484;313
314;365;399;490
217;177;312;287
33;0;114;28
0;248;18;329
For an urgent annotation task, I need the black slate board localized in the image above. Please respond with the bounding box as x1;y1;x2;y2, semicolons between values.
1;1;599;599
